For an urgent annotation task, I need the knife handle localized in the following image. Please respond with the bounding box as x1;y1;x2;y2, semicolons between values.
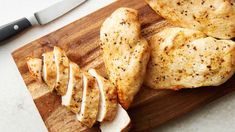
0;18;32;42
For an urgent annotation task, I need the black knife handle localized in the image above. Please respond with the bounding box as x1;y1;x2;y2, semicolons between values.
0;17;32;42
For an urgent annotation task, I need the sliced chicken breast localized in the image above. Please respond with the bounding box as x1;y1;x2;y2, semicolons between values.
62;62;83;113
53;46;70;96
100;104;131;132
146;0;235;39
76;72;99;128
88;68;117;122
100;8;150;109
145;27;235;90
27;57;42;82
42;52;57;91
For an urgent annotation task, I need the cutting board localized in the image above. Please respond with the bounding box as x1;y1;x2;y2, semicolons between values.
12;0;235;131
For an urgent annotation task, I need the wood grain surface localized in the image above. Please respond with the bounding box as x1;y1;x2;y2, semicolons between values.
12;0;235;131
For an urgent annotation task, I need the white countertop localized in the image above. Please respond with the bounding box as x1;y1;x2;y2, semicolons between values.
0;0;234;132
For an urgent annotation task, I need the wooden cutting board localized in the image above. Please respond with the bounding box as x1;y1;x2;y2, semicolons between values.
12;0;235;131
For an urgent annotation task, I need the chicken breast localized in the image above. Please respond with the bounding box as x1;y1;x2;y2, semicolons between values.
42;52;56;91
146;0;235;39
100;104;131;132
100;8;150;109
76;73;99;128
88;68;117;122
53;46;70;96
27;57;42;82
145;27;235;90
62;62;83;113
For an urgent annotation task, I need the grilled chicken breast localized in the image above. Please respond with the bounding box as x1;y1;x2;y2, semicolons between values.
100;8;150;109
27;58;42;82
76;73;99;128
100;104;131;132
53;46;70;96
88;68;117;122
42;52;57;91
145;27;235;90
146;0;235;39
62;62;83;113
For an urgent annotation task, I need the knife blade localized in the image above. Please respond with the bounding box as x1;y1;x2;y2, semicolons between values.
0;0;87;43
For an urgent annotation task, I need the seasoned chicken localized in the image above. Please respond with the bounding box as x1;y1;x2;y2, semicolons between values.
42;52;56;91
100;8;150;109
145;27;235;90
88;68;117;122
146;0;235;39
62;62;83;113
27;58;42;82
53;46;70;96
76;72;99;128
100;104;131;132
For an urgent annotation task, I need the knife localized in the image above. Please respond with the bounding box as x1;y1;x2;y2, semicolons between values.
0;0;86;42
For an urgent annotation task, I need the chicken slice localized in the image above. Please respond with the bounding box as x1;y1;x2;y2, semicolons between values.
146;0;235;39
53;46;70;96
26;57;42;82
88;68;117;122
100;104;131;132
145;27;235;90
42;52;56;91
76;72;99;128
100;7;150;109
62;62;83;113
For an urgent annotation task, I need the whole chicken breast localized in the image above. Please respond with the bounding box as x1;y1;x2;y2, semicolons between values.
146;0;235;39
42;52;57;91
100;8;150;109
145;27;235;90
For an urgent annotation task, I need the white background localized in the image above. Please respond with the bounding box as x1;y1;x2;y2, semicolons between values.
0;0;234;132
